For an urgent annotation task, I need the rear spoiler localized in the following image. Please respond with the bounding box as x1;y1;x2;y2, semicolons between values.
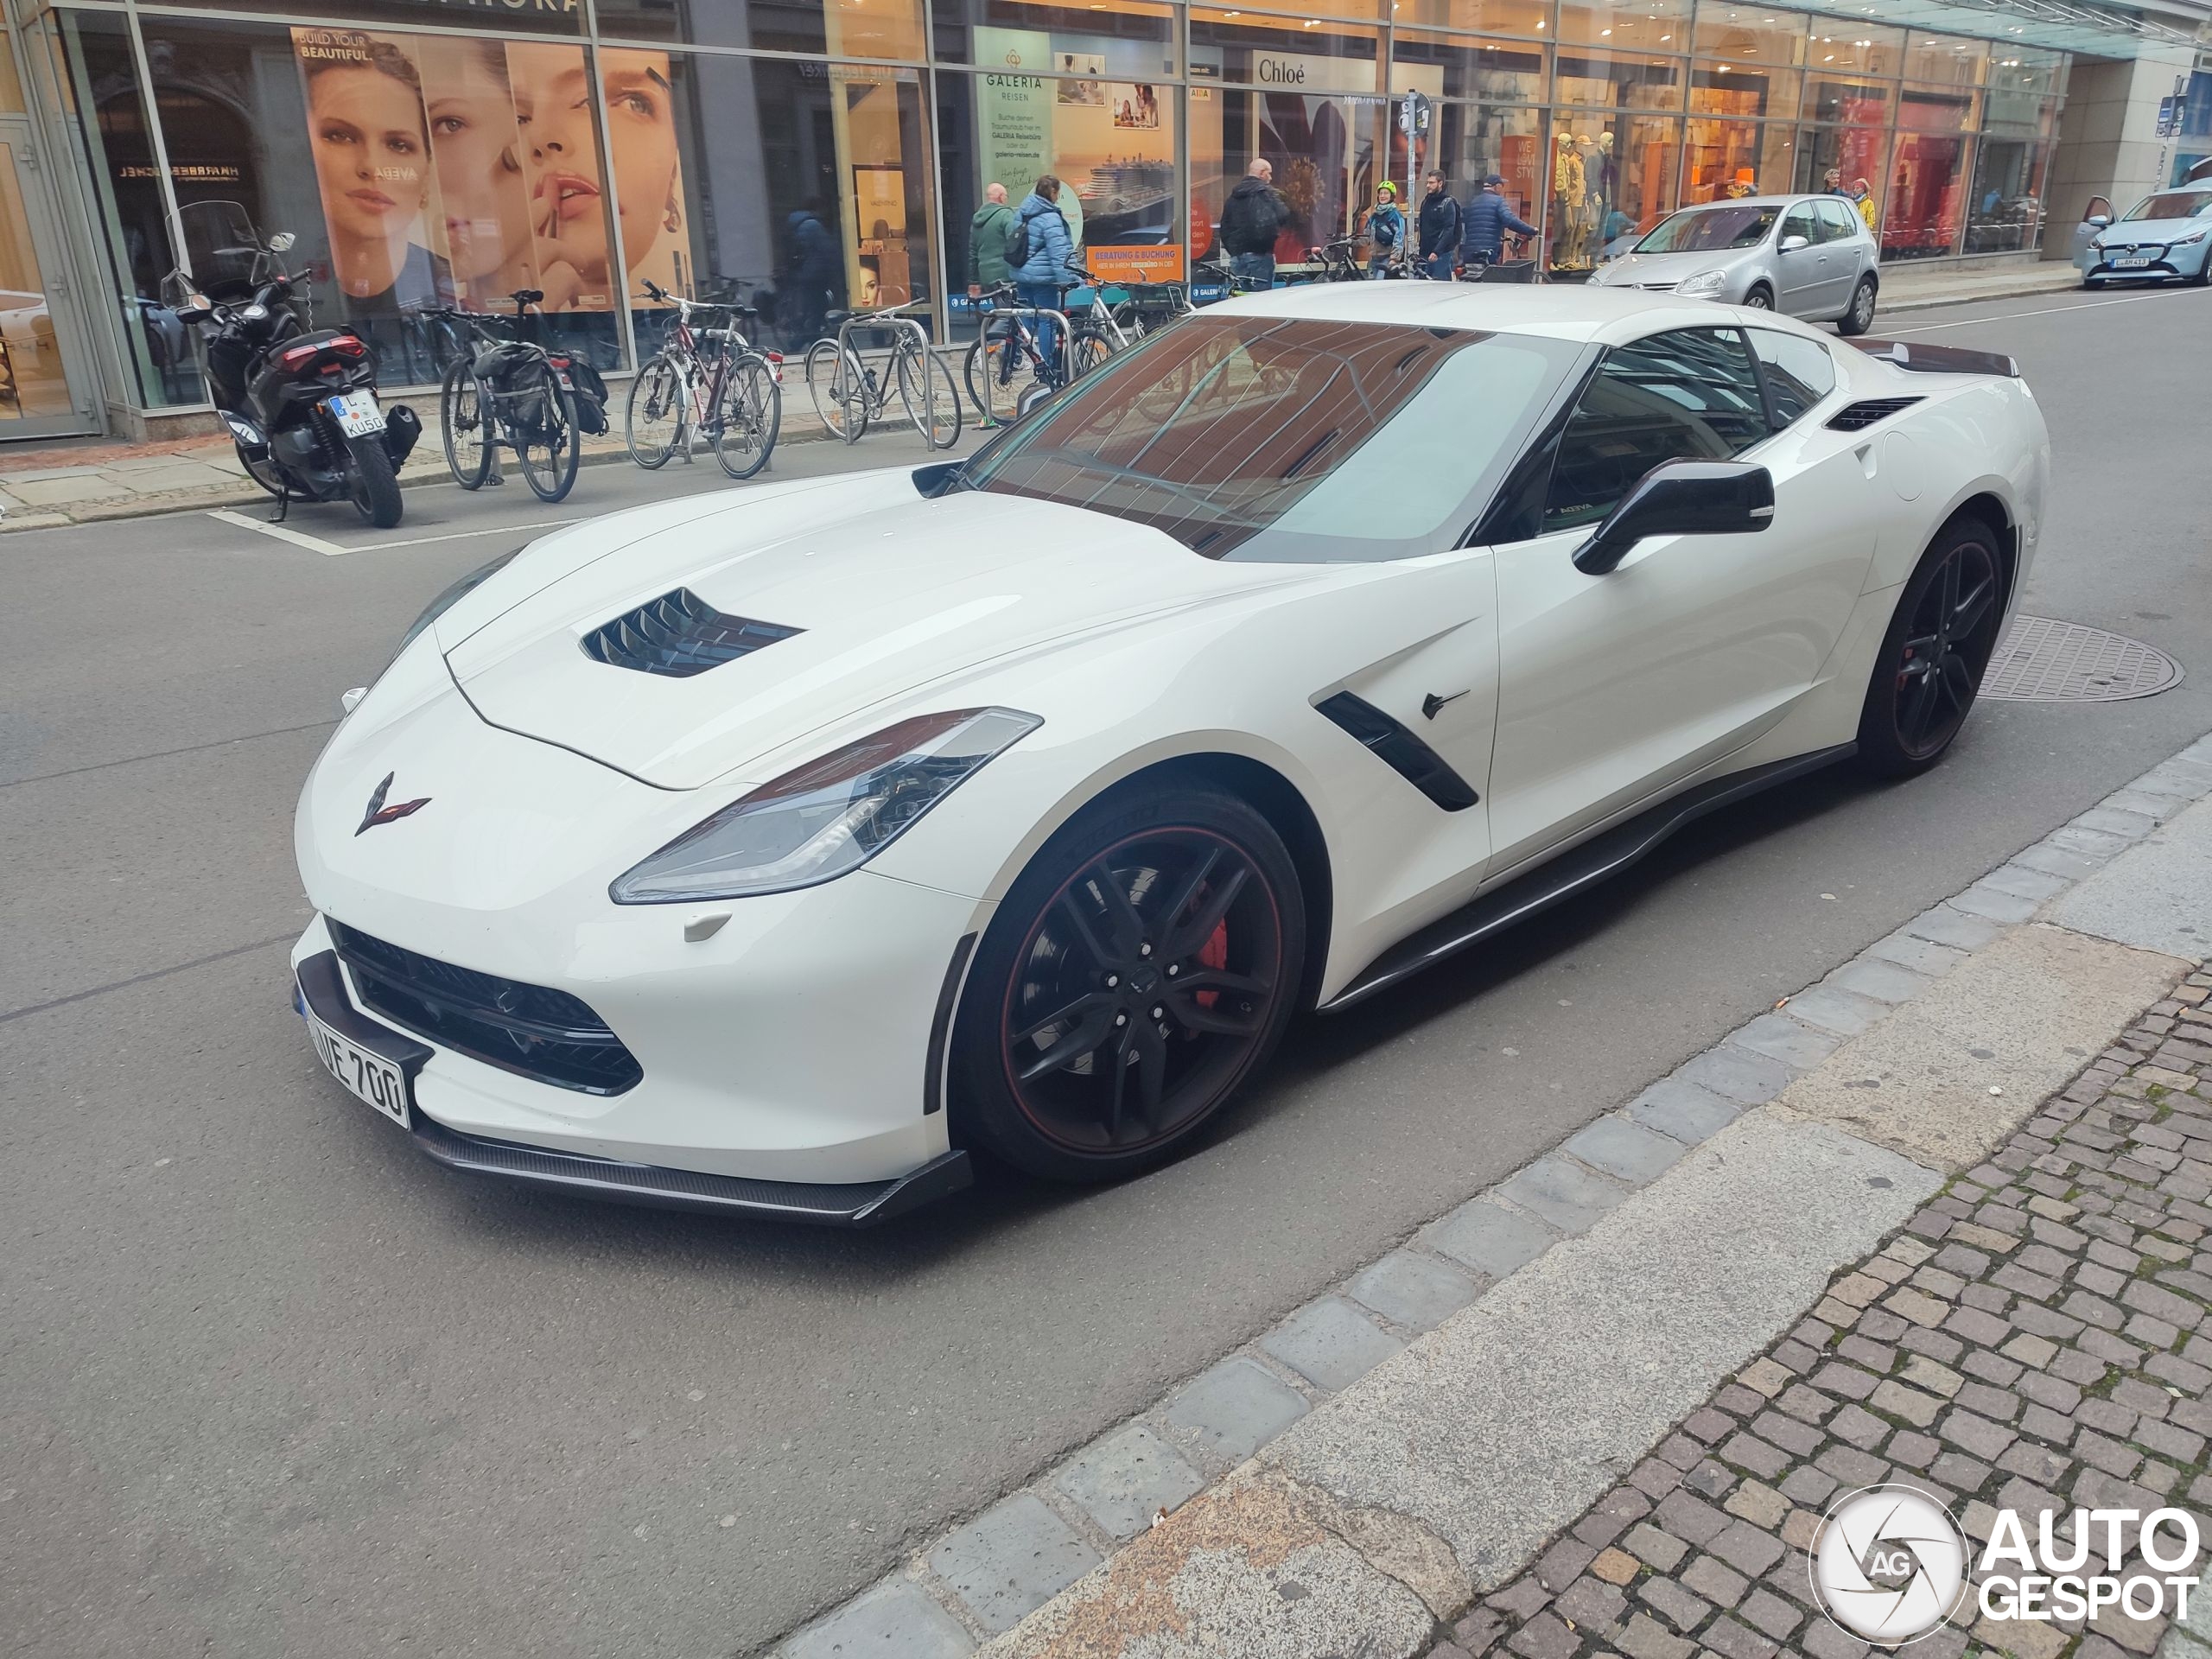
1850;338;2021;378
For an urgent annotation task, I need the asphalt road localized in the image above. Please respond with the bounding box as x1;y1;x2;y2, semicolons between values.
7;287;2212;1659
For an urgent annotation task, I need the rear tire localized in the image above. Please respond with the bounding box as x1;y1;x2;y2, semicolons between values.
950;785;1305;1185
237;440;285;501
510;362;579;503
1837;276;1878;336
894;339;962;450
965;328;1027;425
342;428;404;529
440;359;493;489
806;338;868;442
710;353;781;480
625;353;683;469
1854;514;2005;779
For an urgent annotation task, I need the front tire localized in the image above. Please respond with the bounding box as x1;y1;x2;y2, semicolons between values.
625;353;684;469
950;785;1305;1184
1743;283;1774;310
894;338;962;450
1837;276;1878;336
711;353;781;479
440;359;493;489
342;428;403;528
511;362;579;502
1855;515;2005;779
806;338;868;442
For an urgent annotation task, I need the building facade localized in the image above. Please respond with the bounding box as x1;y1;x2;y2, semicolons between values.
0;0;2202;441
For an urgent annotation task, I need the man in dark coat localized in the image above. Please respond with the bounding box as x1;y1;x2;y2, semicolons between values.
1217;159;1287;289
1463;175;1537;267
1417;169;1462;281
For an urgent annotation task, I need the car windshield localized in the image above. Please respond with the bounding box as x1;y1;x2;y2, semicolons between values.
1635;205;1778;253
2123;190;2212;222
960;315;1577;563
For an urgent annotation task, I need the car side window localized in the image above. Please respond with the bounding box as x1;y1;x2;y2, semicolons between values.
1815;199;1860;242
1781;204;1821;246
1746;329;1836;429
1541;328;1768;531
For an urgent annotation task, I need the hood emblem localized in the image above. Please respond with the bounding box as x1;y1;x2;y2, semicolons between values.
356;772;431;836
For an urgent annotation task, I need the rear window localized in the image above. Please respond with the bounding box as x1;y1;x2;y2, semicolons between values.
2124;190;2212;221
962;315;1578;563
1637;205;1778;253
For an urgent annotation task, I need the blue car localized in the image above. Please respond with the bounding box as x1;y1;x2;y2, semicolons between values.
2078;184;2212;288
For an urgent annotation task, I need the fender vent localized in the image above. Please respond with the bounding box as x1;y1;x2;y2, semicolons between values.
1314;691;1479;811
581;588;802;677
1825;397;1924;432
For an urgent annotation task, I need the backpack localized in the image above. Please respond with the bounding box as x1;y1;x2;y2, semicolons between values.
1006;203;1063;271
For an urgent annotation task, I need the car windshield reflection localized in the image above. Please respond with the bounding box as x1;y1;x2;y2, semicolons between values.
1637;206;1779;254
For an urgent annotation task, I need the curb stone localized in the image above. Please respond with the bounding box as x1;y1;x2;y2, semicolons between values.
762;728;2212;1659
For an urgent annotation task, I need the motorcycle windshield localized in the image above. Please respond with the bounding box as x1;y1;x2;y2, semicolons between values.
178;201;272;301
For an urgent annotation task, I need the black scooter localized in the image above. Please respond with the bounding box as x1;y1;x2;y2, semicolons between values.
162;201;420;528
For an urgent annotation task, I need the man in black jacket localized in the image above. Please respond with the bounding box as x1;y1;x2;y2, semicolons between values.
1217;159;1287;289
1463;175;1537;267
1417;169;1462;281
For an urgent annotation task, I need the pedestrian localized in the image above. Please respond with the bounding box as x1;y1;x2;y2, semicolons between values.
1464;173;1536;269
1364;181;1405;277
968;181;1017;298
1824;167;1847;196
1852;178;1877;232
1011;172;1075;368
1417;168;1461;280
1218;158;1287;289
785;197;838;344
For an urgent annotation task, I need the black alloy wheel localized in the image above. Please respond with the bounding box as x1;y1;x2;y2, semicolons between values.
1857;516;2005;777
953;788;1304;1183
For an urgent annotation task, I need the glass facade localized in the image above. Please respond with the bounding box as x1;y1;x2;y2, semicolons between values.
15;0;2088;415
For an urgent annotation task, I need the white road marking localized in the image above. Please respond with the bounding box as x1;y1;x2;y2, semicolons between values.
206;509;346;556
355;518;583;552
1885;289;2206;334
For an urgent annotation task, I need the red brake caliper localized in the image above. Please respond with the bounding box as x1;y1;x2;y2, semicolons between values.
1195;918;1229;1011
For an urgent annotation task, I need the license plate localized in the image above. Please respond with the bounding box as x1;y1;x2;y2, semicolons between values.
327;391;386;436
306;1011;410;1127
2114;257;2152;268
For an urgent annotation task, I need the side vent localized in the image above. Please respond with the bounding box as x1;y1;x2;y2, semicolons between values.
1825;397;1924;432
1313;691;1479;812
580;588;802;677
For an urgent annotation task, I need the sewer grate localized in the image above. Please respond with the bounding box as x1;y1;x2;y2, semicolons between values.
1979;615;2185;702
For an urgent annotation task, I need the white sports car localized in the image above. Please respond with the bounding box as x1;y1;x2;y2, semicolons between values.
291;284;2047;1223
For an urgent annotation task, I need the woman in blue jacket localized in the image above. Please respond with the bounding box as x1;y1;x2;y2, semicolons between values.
1013;174;1076;368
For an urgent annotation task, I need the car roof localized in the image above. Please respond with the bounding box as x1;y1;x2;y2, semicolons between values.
1211;279;1839;347
1669;194;1852;213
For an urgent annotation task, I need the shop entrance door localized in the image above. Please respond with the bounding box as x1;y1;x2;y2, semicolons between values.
0;115;100;441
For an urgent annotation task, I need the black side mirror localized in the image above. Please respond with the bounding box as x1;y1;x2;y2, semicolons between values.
1573;459;1775;575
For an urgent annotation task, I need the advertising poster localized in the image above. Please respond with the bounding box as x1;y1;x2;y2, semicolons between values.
976;29;1053;200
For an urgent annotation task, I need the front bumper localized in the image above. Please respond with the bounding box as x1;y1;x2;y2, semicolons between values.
2082;243;2207;281
293;945;972;1225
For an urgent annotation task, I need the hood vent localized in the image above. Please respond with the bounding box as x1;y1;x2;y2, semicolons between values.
1826;397;1924;433
580;588;802;677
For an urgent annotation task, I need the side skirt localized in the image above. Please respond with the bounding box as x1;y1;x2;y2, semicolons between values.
1319;744;1857;1014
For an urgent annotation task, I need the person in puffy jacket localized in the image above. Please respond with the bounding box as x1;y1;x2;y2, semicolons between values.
1013;174;1076;366
1364;181;1406;276
1464;175;1536;267
1217;159;1287;289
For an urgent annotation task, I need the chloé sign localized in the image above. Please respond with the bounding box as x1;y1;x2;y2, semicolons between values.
1253;54;1310;86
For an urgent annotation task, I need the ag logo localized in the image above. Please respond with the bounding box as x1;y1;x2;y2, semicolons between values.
1810;1484;1971;1643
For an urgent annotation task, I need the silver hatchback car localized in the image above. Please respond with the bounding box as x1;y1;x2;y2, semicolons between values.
1590;194;1881;334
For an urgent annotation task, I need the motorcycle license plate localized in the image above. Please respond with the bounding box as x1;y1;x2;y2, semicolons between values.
327;391;386;436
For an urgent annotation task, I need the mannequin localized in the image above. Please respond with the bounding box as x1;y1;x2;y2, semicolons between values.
1575;135;1602;260
1551;130;1587;269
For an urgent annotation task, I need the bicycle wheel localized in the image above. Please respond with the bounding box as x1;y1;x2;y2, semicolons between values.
894;336;962;450
510;361;580;502
1069;329;1115;378
1110;303;1147;341
625;353;684;469
964;327;1027;427
711;353;782;480
439;358;493;489
806;338;868;442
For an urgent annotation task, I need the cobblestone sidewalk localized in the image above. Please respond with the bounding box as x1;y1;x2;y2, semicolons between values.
1430;965;2212;1659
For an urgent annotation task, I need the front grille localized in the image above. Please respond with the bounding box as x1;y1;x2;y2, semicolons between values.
328;921;641;1095
580;587;801;678
1826;396;1924;432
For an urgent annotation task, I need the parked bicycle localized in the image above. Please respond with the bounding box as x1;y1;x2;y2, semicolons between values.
963;285;1071;426
804;300;961;449
433;289;595;502
1302;237;1366;282
626;279;782;478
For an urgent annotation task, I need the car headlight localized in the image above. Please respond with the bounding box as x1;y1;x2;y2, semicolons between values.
609;707;1043;904
393;550;521;659
2176;229;2208;246
1676;270;1727;296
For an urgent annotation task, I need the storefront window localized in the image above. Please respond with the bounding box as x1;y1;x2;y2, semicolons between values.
1553;47;1685;111
1690;11;1804;76
1390;31;1545;104
936;67;1173;337
1391;0;1551;41
932;0;1175;73
1903;31;1986;89
1793;123;1887;212
1554;0;1690;52
1883;87;1970;260
1682;113;1793;200
1423;99;1543;230
1963;133;2047;252
1547;109;1679;270
1188;10;1382;91
1804;23;1902;79
1690;58;1797;124
1190;81;1383;268
128;0;582;36
594;0;925;63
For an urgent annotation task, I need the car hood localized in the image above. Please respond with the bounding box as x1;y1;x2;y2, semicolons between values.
439;470;1313;790
1594;248;1745;285
2097;217;2208;244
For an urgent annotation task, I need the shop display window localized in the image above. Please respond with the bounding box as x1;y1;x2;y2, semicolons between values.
1390;30;1544;104
1190;78;1383;266
1882;86;1973;260
1691;58;1798;124
1554;0;1692;52
1391;0;1553;41
594;0;925;64
1553;47;1686;111
1681;113;1793;201
1793;123;1887;217
1903;31;1986;90
1548;110;1680;271
933;0;1176;74
1963;132;2048;253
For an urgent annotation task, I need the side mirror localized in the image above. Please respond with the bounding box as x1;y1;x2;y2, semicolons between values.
174;293;213;323
1780;233;1811;253
2087;214;2110;228
269;231;296;253
1573;460;1775;575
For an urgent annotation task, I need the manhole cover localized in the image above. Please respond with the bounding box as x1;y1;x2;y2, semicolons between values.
1980;615;2184;702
